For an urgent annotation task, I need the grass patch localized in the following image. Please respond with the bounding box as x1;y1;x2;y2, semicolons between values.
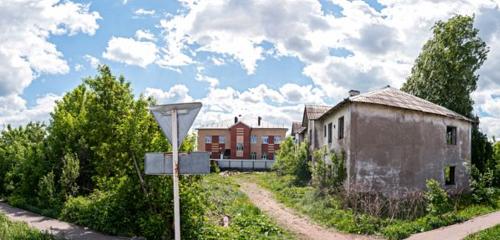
240;172;500;240
200;173;294;239
0;213;55;240
465;224;500;240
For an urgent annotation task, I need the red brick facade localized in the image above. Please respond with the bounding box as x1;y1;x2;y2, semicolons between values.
197;121;287;160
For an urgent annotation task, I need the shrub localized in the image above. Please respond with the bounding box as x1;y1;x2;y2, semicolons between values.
60;153;80;199
37;171;59;208
273;137;310;183
425;179;452;215
471;166;496;205
310;148;346;194
343;186;426;220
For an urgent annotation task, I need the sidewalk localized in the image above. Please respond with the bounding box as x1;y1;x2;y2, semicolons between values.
406;211;500;240
0;201;128;240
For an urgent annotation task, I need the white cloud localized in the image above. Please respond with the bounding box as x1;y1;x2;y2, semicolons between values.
103;37;158;68
144;85;194;103
74;64;84;72
0;93;62;129
0;0;100;97
134;8;155;16
84;54;100;68
135;29;157;42
157;0;500;137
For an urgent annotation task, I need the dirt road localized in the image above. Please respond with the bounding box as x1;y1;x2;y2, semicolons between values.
237;180;380;240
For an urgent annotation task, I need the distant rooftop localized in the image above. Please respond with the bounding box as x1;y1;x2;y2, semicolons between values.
197;116;288;129
304;105;331;120
291;122;306;134
320;86;472;122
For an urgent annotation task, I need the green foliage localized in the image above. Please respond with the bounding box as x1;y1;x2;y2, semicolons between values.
310;148;346;194
243;172;500;240
273;137;310;183
37;171;59;208
425;179;452;215
401;15;488;117
400;15;493;172
0;213;54;240
60;153;80;199
471;166;497;205
465;224;500;240
493;140;500;186
200;174;291;240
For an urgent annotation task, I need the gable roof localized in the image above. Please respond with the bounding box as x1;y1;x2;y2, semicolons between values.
319;86;472;122
301;105;331;127
291;121;306;134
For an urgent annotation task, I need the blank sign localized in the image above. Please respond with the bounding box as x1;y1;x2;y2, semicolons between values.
145;152;210;175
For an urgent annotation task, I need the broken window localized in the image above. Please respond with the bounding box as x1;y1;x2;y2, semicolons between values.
328;122;332;143
338;116;344;140
446;126;457;145
444;166;455;185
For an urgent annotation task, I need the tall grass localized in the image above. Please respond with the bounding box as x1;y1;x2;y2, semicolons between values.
0;213;55;240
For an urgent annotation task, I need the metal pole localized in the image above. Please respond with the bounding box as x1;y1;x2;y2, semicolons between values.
172;109;181;240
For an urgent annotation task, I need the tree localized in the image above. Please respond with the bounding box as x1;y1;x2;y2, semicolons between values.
402;15;488;117
273;137;310;183
401;15;492;171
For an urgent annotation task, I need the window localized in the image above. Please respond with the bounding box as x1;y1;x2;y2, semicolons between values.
446;126;457;145
274;136;282;144
328;123;332;143
204;136;212;143
262;136;269;144
250;152;257;159
324;125;327;137
219;136;225;144
236;143;244;151
251;135;257;144
444;166;455;185
262;152;268;160
338;116;344;140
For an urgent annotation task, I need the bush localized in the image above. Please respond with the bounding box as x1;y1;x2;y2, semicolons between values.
37;171;59;209
425;179;452;215
471;166;497;205
310;148;346;194
273;137;310;183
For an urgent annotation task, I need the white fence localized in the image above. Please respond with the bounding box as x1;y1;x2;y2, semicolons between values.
211;159;275;170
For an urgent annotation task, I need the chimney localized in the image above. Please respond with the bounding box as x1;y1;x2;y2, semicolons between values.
234;116;238;123
349;90;360;97
258;116;262;126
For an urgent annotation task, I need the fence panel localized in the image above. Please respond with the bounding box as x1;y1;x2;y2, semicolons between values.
212;159;275;171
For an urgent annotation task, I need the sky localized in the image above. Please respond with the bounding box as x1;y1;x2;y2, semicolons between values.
0;0;499;138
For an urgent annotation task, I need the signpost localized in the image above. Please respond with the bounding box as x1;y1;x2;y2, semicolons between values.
146;102;209;240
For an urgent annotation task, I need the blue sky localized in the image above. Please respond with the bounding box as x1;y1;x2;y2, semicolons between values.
1;0;500;137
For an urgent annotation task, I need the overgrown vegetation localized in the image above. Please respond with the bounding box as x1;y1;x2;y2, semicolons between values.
273;137;310;184
310;147;346;194
243;172;500;239
200;174;292;239
0;213;54;240
0;66;220;239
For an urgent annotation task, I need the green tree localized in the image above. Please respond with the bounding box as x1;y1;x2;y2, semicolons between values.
401;15;492;171
60;153;80;199
273;137;310;183
402;15;488;117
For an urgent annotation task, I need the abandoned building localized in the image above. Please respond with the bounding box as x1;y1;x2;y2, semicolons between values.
298;86;472;193
196;116;287;160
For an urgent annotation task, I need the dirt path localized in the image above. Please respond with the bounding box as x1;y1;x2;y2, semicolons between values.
237;180;379;240
405;210;500;240
0;202;128;240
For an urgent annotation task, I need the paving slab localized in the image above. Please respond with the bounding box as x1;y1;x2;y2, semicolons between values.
0;201;129;240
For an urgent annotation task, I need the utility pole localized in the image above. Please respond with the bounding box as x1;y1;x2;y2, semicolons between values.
171;108;181;240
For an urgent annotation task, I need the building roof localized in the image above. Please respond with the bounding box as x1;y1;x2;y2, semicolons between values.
304;105;331;120
291;122;306;134
319;86;472;122
196;116;288;129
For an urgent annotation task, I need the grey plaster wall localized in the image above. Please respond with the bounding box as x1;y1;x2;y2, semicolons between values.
349;103;471;194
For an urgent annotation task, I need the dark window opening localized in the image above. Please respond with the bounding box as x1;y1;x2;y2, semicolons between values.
446;126;457;145
338;116;344;140
328;123;332;143
324;125;327;137
444;166;455;185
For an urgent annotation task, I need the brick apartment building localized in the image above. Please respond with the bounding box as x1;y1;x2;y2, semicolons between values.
196;116;288;160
